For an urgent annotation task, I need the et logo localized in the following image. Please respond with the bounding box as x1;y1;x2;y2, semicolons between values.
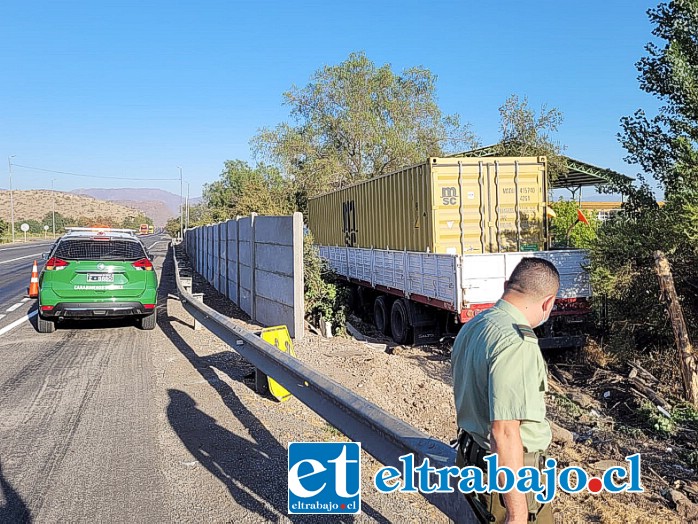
288;442;361;514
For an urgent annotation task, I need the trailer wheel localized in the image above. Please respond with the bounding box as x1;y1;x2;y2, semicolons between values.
373;296;391;336
390;299;413;345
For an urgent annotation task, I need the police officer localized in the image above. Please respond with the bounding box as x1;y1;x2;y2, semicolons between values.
452;258;559;524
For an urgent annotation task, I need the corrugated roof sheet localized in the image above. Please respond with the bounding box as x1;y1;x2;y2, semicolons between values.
447;146;633;189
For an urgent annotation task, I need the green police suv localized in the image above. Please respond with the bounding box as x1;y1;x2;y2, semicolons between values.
37;227;158;333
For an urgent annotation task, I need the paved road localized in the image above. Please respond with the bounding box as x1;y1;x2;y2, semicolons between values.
0;234;445;524
0;241;54;317
0;235;170;523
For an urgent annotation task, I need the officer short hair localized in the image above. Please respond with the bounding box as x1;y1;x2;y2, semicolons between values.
507;258;560;299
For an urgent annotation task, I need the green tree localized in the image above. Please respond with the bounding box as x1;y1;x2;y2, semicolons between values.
164;217;180;238
0;217;8;238
203;160;295;220
619;1;698;199
15;218;43;234
40;212;72;234
121;214;153;230
549;200;600;249
184;203;215;228
252;52;478;202
590;0;698;354
493;94;567;184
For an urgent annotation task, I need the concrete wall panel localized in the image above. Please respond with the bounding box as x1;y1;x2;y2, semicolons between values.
255;244;294;276
255;216;294;246
255;269;294;308
188;212;304;338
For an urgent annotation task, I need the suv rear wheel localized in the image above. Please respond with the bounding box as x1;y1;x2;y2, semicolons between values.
138;308;157;330
37;314;56;333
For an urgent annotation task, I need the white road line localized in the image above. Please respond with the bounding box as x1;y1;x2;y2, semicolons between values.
6;302;24;312
148;241;167;249
0;253;43;265
21;298;31;303
0;311;38;337
0;314;5;320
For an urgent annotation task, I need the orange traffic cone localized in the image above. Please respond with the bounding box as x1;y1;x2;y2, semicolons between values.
28;260;39;298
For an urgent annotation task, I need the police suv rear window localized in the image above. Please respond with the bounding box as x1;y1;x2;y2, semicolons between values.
54;239;147;261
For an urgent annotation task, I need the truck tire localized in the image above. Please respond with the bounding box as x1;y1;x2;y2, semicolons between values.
390;299;413;345
37;314;56;333
373;296;391;336
139;309;157;330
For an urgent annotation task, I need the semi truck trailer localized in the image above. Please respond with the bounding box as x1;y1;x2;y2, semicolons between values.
307;156;591;348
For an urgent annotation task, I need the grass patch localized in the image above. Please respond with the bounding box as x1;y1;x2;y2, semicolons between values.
553;393;584;418
637;401;676;438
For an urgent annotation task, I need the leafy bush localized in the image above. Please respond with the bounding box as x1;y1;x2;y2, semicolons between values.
588;203;698;355
303;233;348;330
672;403;698;430
637;401;676;437
634;401;698;438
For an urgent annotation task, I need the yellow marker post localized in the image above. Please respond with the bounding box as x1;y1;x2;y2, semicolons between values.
259;325;296;402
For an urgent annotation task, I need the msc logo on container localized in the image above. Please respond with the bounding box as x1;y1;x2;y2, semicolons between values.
288;442;361;514
441;186;458;205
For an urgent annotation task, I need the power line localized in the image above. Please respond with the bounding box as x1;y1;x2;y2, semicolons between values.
12;163;180;181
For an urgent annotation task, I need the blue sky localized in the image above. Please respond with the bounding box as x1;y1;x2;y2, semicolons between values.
0;1;660;200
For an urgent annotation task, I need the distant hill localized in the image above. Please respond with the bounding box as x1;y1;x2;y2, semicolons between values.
71;188;203;227
113;199;173;228
0;190;145;224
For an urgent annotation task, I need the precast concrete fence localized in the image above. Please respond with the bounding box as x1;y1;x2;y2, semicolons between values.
183;212;304;339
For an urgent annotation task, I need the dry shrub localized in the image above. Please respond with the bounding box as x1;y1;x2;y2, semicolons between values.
577;338;617;369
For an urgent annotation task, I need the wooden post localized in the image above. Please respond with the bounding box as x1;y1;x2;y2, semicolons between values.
654;250;698;406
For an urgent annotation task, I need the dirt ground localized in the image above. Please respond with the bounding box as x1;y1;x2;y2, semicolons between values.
177;246;697;523
299;318;695;524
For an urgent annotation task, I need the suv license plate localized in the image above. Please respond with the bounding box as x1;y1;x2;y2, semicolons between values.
87;274;114;283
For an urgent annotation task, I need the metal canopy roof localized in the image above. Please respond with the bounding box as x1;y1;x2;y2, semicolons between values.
447;145;632;189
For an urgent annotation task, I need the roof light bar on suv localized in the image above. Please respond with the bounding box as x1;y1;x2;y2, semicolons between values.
65;227;136;234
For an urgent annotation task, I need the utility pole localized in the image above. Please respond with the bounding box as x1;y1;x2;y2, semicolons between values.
185;181;190;230
51;178;56;238
8;155;16;243
178;166;183;239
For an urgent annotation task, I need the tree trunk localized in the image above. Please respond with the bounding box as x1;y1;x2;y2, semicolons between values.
654;250;698;407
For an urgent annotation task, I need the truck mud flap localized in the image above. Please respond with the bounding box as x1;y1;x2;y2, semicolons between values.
406;300;442;346
413;325;442;345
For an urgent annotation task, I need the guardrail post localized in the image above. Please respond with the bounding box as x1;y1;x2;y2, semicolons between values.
181;277;192;293
192;292;204;330
254;368;270;395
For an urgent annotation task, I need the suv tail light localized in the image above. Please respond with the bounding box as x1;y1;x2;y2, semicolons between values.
132;258;153;271
46;257;69;271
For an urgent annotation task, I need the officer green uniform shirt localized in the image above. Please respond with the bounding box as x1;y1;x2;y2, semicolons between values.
452;299;551;453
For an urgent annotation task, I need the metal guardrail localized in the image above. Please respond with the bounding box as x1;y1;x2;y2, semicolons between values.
172;244;476;523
